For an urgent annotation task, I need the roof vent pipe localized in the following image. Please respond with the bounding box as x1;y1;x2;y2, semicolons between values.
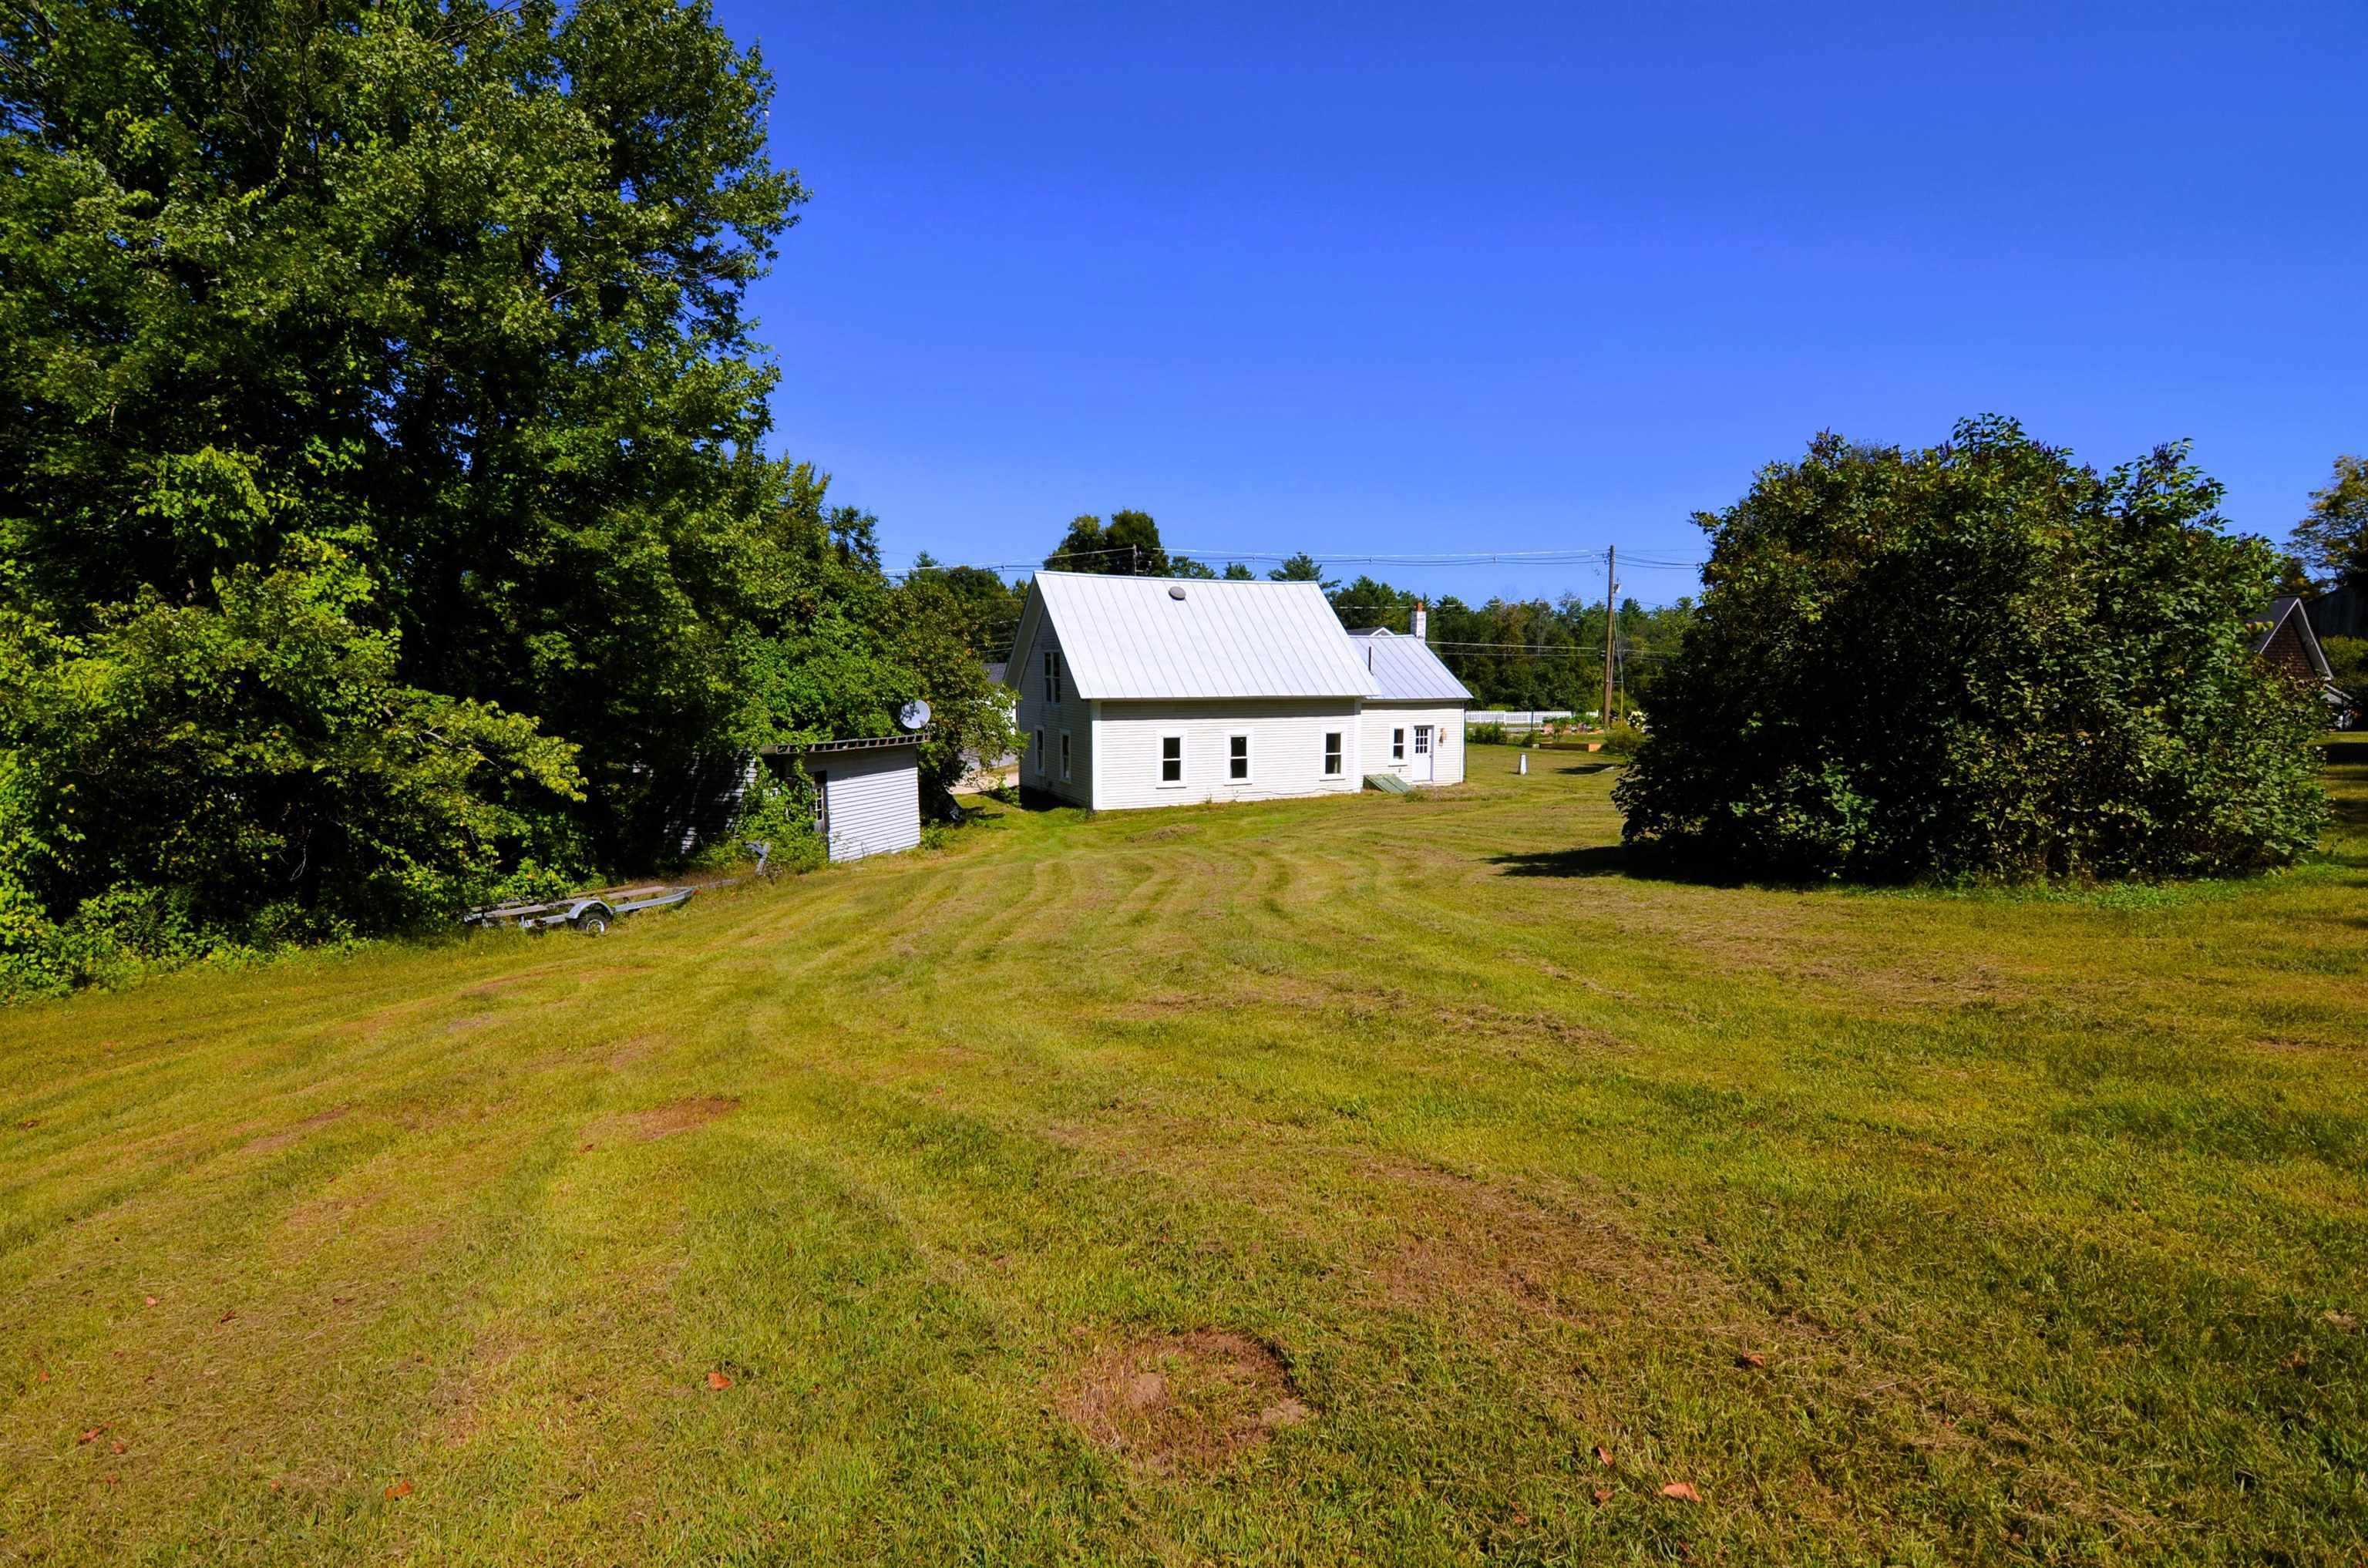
1168;584;1186;601
1413;601;1428;641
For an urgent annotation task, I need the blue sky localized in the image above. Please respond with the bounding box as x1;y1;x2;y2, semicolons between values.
715;2;2366;605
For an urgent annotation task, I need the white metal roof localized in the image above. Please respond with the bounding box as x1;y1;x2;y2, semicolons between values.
1017;572;1380;701
1344;628;1475;702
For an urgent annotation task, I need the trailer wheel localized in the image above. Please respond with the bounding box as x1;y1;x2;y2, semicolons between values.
576;912;609;937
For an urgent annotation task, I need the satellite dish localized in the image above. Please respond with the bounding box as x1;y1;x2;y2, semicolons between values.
896;699;931;732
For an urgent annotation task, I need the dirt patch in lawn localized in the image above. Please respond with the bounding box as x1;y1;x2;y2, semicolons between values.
594;1096;740;1142
1054;1329;1310;1475
247;1106;351;1154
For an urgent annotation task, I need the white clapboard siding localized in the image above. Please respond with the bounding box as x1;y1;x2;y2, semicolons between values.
1361;704;1468;786
1092;699;1363;811
1012;619;1093;804
816;747;922;862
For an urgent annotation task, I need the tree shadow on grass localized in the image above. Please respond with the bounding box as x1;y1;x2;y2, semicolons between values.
1485;843;1754;887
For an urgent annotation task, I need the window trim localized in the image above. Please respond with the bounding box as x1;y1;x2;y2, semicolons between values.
1058;729;1072;782
1042;648;1062;703
1322;730;1344;777
1227;732;1251;783
1391;727;1406;762
1156;732;1186;788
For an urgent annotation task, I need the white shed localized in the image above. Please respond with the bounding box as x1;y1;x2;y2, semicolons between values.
1004;571;1467;811
767;735;923;863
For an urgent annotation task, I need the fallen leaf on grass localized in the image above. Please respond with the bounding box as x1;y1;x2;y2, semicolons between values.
102;1473;119;1487
705;1371;732;1391
1660;1482;1701;1502
384;1479;412;1500
1593;1488;1613;1506
1735;1352;1768;1370
2326;1311;2360;1333
1594;1445;1613;1466
143;1296;157;1307
269;1479;284;1493
109;1439;126;1455
217;1311;237;1324
76;1425;108;1445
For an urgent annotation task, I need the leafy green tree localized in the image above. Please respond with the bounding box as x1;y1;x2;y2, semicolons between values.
2291;456;2368;592
0;0;1010;988
1222;563;1257;580
906;554;1026;652
1616;419;2326;881
1329;576;1418;630
2323;636;2368;698
1267;553;1337;590
1169;557;1219;580
1045;510;1168;574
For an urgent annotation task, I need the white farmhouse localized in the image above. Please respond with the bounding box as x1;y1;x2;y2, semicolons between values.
1004;571;1468;809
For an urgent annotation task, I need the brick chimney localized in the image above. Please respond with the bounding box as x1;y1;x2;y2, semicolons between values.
1412;601;1428;641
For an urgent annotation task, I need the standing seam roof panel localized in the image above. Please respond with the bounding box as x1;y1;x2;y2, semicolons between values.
1031;573;1380;700
1344;629;1475;702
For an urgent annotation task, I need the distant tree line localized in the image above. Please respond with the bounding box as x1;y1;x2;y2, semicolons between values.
1030;513;1687;714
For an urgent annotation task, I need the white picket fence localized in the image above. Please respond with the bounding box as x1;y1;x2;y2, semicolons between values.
1465;709;1579;730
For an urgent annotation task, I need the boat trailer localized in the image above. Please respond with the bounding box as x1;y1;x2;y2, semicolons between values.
462;883;695;937
461;843;771;937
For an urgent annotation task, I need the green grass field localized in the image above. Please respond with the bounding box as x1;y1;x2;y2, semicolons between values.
5;745;2365;1564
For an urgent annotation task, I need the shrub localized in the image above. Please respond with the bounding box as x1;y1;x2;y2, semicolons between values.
1616;418;2327;881
1596;723;1647;759
1466;722;1509;745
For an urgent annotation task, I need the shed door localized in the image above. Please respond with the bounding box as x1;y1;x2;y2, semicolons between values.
1412;725;1434;781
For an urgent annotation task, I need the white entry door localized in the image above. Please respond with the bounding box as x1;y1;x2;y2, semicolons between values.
1412;725;1434;782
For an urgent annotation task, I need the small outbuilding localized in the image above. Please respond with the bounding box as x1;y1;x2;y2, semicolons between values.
763;735;924;863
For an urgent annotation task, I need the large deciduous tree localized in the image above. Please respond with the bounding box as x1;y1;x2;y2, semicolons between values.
1044;510;1169;575
2291;455;2368;592
1615;418;2326;881
0;1;1007;988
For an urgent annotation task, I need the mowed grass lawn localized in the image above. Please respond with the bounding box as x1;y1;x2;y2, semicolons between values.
4;746;2366;1566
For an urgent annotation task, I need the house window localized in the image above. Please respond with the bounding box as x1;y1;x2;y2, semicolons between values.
1392;728;1405;762
1323;732;1343;776
1159;735;1183;786
1042;649;1062;703
1032;728;1044;774
1059;730;1072;782
1229;735;1250;781
811;772;829;839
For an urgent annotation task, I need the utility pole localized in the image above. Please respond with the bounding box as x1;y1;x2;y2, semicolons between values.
1600;546;1617;728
